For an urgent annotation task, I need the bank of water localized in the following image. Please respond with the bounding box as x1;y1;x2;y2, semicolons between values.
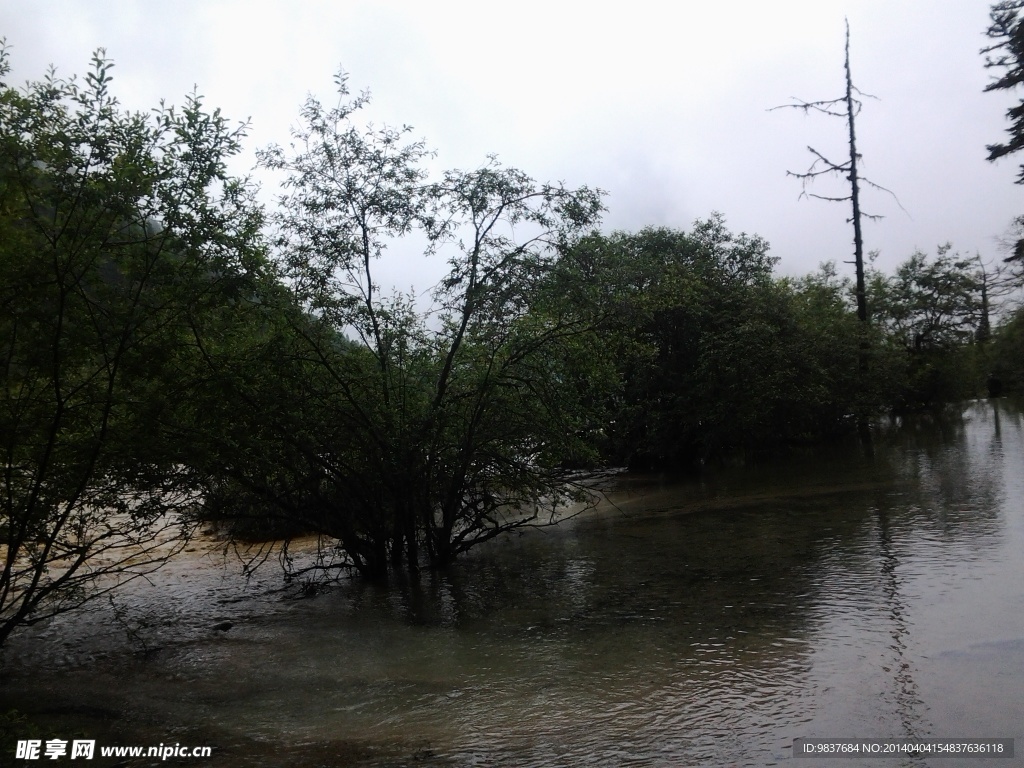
2;400;1023;766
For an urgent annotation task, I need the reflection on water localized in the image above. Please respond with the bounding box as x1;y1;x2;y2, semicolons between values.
3;400;1023;767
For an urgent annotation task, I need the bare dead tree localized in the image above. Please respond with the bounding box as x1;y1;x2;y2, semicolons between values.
771;19;901;325
770;20;904;451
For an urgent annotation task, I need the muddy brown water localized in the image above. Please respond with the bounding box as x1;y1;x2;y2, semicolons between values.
2;400;1023;767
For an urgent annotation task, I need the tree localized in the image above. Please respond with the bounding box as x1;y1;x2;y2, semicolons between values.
871;247;983;351
234;70;605;578
869;247;985;407
981;2;1024;271
609;221;786;466
772;20;894;324
0;44;265;645
773;20;901;450
996;215;1024;273
552;219;884;470
983;1;1024;184
990;306;1024;390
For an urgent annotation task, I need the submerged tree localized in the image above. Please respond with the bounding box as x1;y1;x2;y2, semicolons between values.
237;71;605;578
990;305;1024;390
0;45;265;645
870;247;987;407
551;220;890;470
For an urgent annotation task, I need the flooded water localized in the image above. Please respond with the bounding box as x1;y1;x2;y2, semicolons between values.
2;400;1023;767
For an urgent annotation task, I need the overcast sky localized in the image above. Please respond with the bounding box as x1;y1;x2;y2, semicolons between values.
4;0;1021;287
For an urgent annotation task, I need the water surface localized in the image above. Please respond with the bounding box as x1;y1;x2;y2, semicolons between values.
3;400;1022;766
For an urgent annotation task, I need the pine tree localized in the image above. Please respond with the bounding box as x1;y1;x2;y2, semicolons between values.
983;1;1024;183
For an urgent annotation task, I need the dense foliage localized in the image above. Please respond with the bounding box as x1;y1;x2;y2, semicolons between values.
0;46;1005;642
0;46;267;644
990;305;1024;390
868;247;990;408
180;72;607;580
552;223;861;469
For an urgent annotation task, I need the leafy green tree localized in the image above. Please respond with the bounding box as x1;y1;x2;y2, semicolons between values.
990;306;1024;390
553;222;933;470
870;247;982;351
0;45;265;645
553;219;883;470
869;247;985;407
789;263;905;428
629;220;783;464
240;71;604;578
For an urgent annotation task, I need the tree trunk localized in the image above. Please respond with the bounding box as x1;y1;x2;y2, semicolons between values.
843;21;875;456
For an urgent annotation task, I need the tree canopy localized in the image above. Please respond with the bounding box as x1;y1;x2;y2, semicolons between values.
0;43;266;645
0;41;1006;645
186;71;608;580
